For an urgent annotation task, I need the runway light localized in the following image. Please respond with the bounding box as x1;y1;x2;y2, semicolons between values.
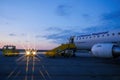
32;51;36;55
25;49;37;56
26;51;30;55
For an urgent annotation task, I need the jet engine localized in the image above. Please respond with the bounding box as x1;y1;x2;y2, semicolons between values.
91;43;120;58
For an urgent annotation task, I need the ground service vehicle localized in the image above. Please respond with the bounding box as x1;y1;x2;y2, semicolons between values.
25;49;37;57
2;45;19;56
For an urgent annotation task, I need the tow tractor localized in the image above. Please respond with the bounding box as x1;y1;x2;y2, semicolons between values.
2;45;19;56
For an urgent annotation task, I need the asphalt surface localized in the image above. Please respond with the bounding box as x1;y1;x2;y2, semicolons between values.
0;51;120;80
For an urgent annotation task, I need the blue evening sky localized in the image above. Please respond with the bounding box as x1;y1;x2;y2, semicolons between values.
0;0;120;49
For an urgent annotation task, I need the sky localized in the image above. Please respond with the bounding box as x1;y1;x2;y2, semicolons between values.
0;0;120;49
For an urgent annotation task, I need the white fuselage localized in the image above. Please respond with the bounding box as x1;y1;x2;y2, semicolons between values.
74;29;120;50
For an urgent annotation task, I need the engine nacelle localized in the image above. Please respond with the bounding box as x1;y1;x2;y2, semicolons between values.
91;43;120;58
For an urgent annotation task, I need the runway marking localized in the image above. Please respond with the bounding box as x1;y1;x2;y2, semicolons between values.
36;54;43;59
16;55;25;62
31;74;34;80
7;67;17;79
7;54;52;80
25;56;29;80
12;70;21;80
25;75;28;80
7;55;26;80
26;56;29;72
45;70;52;79
32;56;35;72
42;65;45;69
37;55;52;80
39;70;46;80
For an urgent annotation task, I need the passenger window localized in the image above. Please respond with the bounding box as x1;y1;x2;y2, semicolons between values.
107;34;109;36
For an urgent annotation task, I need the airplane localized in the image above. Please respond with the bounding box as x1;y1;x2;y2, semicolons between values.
73;29;120;58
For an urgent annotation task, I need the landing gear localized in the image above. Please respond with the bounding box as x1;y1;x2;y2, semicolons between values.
62;49;76;57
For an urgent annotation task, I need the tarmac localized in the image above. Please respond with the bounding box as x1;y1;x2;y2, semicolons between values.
0;51;120;80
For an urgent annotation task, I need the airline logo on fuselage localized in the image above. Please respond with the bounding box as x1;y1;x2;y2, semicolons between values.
77;31;109;37
92;31;108;35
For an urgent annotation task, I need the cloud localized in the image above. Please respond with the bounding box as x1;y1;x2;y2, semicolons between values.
36;35;42;38
0;9;17;20
9;33;27;37
102;11;120;20
46;27;63;32
21;33;26;36
0;12;17;25
9;33;16;36
101;10;120;26
83;25;120;33
56;4;72;16
82;14;91;19
41;27;82;43
38;11;120;44
83;10;120;33
36;27;63;38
